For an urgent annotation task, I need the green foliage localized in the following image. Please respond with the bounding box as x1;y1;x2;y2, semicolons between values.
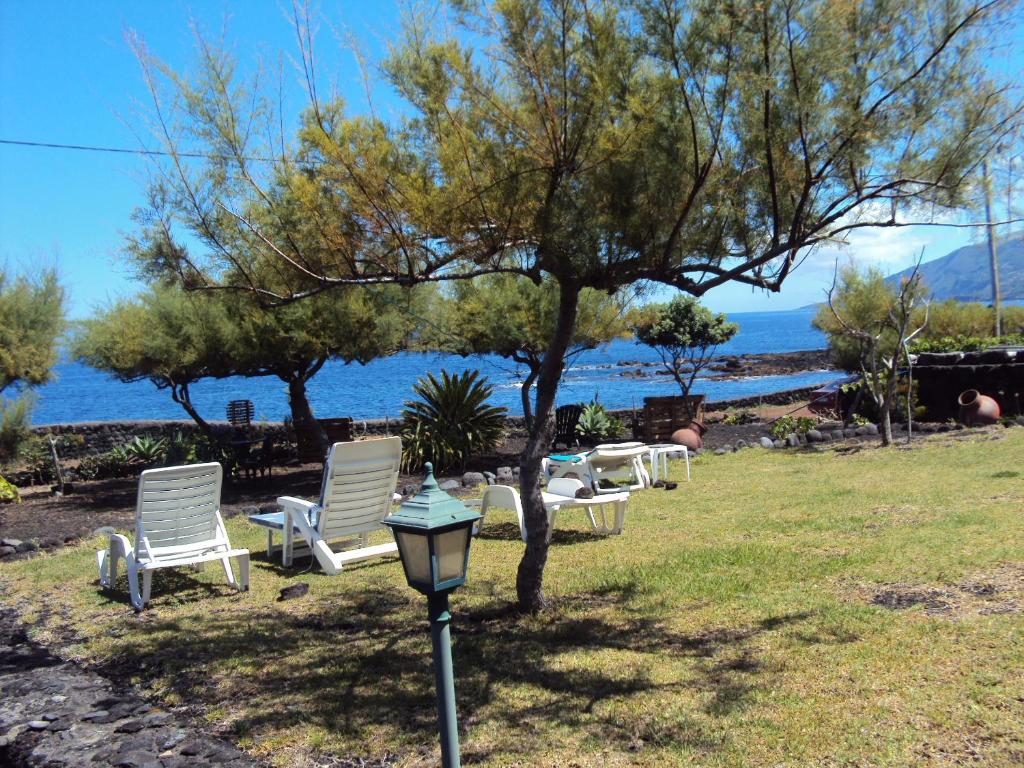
915;300;1024;339
574;403;624;444
424;276;632;365
164;431;201;465
722;410;758;426
8;433;81;485
813;266;918;372
0;268;66;393
421;276;633;422
76;450;138;481
73;285;235;423
0;394;34;461
633;297;739;397
911;333;1024;353
401;370;507;473
0;475;18;504
121;436;169;465
769;416;816;440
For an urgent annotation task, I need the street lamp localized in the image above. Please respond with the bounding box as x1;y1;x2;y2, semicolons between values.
383;462;482;768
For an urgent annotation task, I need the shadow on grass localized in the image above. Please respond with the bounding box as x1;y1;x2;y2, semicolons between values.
477;521;618;546
91;577;816;763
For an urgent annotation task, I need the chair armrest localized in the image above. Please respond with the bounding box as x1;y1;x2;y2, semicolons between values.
277;496;317;514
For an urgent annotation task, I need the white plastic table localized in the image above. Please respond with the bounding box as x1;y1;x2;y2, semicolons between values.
646;444;690;483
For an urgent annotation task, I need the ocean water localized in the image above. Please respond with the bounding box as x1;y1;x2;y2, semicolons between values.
30;308;831;425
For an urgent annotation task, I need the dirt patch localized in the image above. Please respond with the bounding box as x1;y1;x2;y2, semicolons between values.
856;564;1024;619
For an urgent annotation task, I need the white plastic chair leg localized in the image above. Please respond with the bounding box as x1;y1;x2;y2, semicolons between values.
125;562;144;611
98;534;132;589
612;499;627;533
237;553;250;591
282;515;294;566
220;556;237;588
141;570;153;607
545;509;557;543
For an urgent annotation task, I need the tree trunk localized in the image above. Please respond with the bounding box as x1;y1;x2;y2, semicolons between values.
287;374;326;460
880;405;892;446
170;382;214;439
516;282;580;613
520;366;539;431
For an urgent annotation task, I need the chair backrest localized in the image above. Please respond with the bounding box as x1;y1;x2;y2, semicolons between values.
135;462;225;559
318;437;402;541
226;399;254;427
318;417;354;444
554;405;583;441
590;442;649;465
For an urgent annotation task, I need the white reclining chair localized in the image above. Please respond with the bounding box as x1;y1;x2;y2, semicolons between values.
278;437;402;574
477;477;629;542
544;442;651;494
97;462;249;611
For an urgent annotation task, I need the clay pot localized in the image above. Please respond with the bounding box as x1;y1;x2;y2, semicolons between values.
671;420;708;451
958;389;1001;426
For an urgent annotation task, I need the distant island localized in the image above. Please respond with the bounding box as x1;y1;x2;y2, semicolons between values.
886;233;1024;301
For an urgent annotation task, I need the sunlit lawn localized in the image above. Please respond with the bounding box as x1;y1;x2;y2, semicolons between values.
2;428;1023;767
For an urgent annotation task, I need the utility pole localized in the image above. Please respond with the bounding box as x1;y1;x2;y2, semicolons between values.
982;160;1002;337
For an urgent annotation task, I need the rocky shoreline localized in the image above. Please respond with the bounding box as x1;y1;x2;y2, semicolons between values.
615;349;833;379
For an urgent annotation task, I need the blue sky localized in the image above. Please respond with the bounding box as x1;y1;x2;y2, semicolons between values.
1;1;1020;319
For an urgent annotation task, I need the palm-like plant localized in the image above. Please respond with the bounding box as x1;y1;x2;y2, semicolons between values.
401;370;507;473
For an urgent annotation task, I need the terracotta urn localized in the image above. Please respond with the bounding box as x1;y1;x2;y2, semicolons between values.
671;420;707;451
958;389;1001;426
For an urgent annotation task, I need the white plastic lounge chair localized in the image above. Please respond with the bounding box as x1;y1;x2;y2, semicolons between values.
278;437;402;574
475;477;629;542
544;442;651;494
97;462;249;611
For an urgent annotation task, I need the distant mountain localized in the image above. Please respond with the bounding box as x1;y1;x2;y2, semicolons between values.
886;233;1024;301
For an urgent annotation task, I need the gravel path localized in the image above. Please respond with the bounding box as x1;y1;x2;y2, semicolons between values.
0;608;266;768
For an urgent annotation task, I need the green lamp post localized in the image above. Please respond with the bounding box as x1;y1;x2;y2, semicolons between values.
383;462;482;768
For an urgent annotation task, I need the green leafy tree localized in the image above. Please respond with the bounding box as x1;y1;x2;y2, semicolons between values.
131;0;1020;611
75;280;416;454
73;285;235;437
0;268;67;459
422;275;634;428
221;285;419;455
633;296;738;400
815;265;929;445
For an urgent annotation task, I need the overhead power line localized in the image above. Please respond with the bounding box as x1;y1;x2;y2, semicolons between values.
0;138;277;162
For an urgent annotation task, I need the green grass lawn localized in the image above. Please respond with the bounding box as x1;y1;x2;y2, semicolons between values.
3;429;1023;767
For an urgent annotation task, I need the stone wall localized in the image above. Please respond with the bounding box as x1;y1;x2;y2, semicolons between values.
30;384;821;458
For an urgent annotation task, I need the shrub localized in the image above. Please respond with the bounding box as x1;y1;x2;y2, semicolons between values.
0;394;34;461
75;450;139;481
164;430;201;465
769;415;816;439
722;410;758;425
121;435;168;465
910;333;1024;353
401;370;507;473
575;403;624;443
0;475;19;503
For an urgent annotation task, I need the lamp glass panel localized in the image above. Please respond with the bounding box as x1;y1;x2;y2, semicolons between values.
434;527;471;582
395;530;432;585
